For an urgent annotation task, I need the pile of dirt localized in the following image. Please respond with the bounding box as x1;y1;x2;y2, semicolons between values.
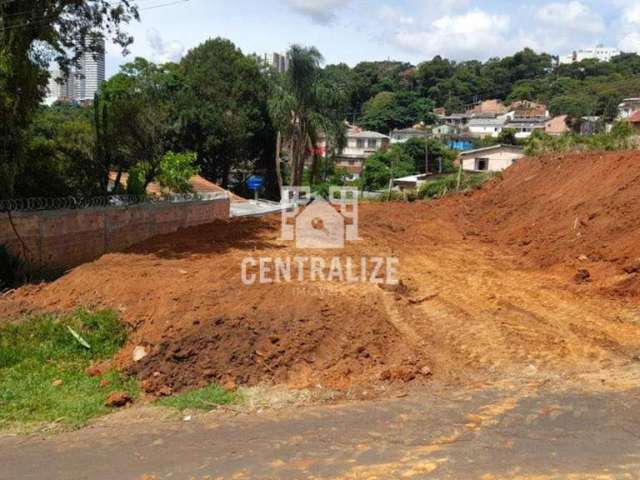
454;151;640;297
0;214;436;394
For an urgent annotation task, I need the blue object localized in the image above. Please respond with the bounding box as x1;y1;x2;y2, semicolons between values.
448;140;474;151
247;176;265;191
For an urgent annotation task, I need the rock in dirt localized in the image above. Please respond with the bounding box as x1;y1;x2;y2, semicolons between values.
574;269;592;284
85;364;103;377
105;391;132;408
623;260;640;274
132;346;149;362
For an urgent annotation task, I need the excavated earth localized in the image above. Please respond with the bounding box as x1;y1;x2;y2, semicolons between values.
2;151;640;395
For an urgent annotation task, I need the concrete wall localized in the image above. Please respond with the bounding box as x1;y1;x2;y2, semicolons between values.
0;198;229;270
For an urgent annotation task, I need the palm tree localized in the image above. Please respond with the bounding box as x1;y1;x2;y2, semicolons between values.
268;45;346;189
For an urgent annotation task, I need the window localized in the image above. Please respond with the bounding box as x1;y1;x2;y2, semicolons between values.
367;139;377;149
476;158;489;171
356;139;365;148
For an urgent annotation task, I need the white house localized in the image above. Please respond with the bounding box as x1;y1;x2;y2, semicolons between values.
335;129;390;179
459;145;525;173
559;46;621;65
467;116;508;138
503;119;546;139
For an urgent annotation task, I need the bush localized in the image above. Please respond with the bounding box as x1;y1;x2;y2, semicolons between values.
418;172;497;199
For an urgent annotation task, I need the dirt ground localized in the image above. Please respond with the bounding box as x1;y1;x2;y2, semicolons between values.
2;151;640;395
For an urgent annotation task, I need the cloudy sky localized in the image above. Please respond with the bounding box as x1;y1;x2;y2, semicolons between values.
106;0;640;76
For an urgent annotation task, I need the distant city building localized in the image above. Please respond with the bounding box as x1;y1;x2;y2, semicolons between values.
75;38;106;102
43;38;105;105
559;46;621;65
263;52;288;74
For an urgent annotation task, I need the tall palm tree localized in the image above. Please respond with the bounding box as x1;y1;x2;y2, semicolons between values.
268;45;345;189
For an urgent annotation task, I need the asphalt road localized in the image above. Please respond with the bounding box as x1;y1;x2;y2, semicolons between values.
2;381;640;479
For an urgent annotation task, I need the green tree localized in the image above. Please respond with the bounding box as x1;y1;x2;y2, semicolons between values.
0;0;138;198
179;38;272;188
361;146;414;191
157;152;200;193
269;45;346;187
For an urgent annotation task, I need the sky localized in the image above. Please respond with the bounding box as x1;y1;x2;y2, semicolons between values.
105;0;640;77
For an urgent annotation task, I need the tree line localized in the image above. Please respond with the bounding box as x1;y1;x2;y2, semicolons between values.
2;1;640;201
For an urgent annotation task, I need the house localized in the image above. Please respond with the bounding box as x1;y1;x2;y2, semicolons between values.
392;174;431;192
545;115;570;136
626;111;640;133
618;98;640;120
580;116;602;136
108;172;242;201
467;116;507;138
431;124;458;138
503;118;546;139
510;100;548;119
390;126;431;144
459;145;525;173
467;99;508;116
559;46;621;65
439;113;471;127
335;128;390;179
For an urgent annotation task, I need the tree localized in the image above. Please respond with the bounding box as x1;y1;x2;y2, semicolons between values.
361;146;414;191
179;38;272;188
157;152;200;193
99;58;177;192
360;91;436;133
269;45;346;187
0;0;139;198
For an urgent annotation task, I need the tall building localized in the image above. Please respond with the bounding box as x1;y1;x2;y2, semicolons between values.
75;38;106;102
44;38;106;105
263;52;288;74
559;45;621;65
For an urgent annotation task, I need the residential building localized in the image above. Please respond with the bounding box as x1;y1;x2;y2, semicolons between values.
545;115;571;136
626;111;640;133
263;52;288;74
580;116;602;136
459;145;525;173
439;113;471;127
392;174;431;192
75;38;106;102
466;99;508;117
390;126;431;144
335;128;390;179
618;98;640;120
510;100;548;119
503;118;546;139
467;116;507;138
559;46;621;65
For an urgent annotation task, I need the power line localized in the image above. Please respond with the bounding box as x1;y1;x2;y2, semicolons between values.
0;0;190;33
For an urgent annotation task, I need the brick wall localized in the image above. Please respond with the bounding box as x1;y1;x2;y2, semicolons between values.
0;198;230;270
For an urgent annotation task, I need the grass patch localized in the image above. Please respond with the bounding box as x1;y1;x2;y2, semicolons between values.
158;384;239;411
0;309;137;431
418;172;498;199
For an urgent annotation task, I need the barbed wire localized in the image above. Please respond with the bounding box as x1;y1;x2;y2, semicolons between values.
0;192;228;213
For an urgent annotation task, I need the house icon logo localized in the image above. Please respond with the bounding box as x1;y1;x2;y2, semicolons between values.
280;187;360;249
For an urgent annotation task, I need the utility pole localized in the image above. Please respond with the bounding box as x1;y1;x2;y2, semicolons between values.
424;138;429;174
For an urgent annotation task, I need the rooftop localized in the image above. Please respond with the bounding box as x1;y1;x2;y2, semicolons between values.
459;144;524;157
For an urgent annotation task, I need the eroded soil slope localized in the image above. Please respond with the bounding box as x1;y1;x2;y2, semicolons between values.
2;151;640;393
453;150;640;297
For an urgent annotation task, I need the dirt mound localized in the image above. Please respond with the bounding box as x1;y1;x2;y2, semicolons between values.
0;213;436;393
455;151;640;296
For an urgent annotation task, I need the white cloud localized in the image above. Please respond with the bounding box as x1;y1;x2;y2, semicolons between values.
378;5;414;25
624;4;640;24
392;9;512;60
284;0;352;24
147;29;185;63
536;1;605;34
620;32;640;52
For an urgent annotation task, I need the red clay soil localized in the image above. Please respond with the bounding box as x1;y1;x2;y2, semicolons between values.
452;150;640;297
2;151;640;394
